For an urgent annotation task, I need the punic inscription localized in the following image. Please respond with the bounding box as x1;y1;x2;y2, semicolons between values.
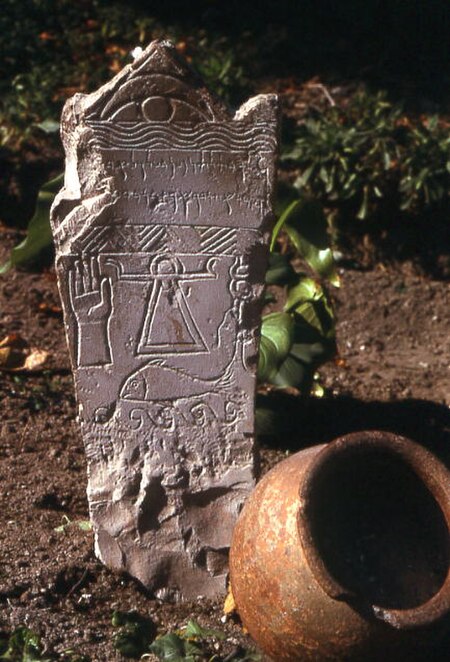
51;40;278;600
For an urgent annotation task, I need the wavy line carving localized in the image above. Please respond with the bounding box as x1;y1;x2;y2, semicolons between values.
86;121;277;152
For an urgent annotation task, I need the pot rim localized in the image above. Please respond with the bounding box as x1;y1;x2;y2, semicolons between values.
297;431;450;629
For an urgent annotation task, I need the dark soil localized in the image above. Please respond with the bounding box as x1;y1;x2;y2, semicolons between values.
1;227;449;660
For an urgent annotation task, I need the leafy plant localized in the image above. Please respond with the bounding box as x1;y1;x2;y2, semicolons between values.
0;627;51;662
0;174;63;274
259;198;338;393
54;515;92;534
112;614;258;662
147;619;259;662
282;89;450;222
0;624;113;661
112;611;156;659
147;632;204;661
398;115;450;210
190;36;249;105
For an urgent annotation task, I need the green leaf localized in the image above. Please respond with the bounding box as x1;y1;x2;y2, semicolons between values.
356;186;370;220
265;253;296;285
145;618;224;662
0;627;51;662
283;201;340;285
311;378;326;398
260;313;294;358
284;278;323;311
289;342;329;364
295;163;315;189
112;611;155;659
258;335;281;384
54;514;72;533
273;181;298;216
258;292;335;391
182;621;224;640
258;311;329;391
76;520;93;531
149;633;202;662
270;199;302;251
294;300;333;339
35;119;60;134
258;313;294;384
271;355;306;389
113;631;146;659
285;221;339;285
0;173;63;274
149;633;185;661
54;517;92;534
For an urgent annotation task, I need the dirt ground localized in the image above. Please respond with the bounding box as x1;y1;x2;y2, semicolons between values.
1;222;449;660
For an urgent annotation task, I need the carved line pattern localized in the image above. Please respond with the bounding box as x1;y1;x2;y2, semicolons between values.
86;121;276;152
138;225;167;251
197;227;237;254
123;397;242;433
73;224;239;255
77;226;110;253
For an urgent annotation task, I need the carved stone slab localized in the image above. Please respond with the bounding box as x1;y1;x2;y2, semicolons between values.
51;40;278;600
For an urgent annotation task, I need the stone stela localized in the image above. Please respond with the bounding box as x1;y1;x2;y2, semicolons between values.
51;40;278;600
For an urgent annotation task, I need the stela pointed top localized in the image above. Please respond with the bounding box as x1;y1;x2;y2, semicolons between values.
62;40;277;132
51;39;279;600
83;40;231;123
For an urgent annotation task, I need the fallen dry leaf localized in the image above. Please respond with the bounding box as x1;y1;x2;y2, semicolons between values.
38;302;62;316
0;333;28;350
223;584;237;615
23;349;48;371
0;334;48;372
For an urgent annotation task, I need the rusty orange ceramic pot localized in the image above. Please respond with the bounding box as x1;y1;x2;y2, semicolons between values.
230;431;450;661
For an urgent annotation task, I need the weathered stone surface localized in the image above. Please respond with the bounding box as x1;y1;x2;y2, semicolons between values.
51;40;278;600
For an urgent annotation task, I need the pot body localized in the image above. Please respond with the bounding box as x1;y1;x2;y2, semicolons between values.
230;432;450;661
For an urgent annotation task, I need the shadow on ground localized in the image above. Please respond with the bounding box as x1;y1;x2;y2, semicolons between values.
257;393;450;469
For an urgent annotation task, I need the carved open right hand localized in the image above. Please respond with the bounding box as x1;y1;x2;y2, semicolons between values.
69;256;113;367
70;257;112;324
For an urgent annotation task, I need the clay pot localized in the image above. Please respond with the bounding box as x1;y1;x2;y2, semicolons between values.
230;432;450;661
